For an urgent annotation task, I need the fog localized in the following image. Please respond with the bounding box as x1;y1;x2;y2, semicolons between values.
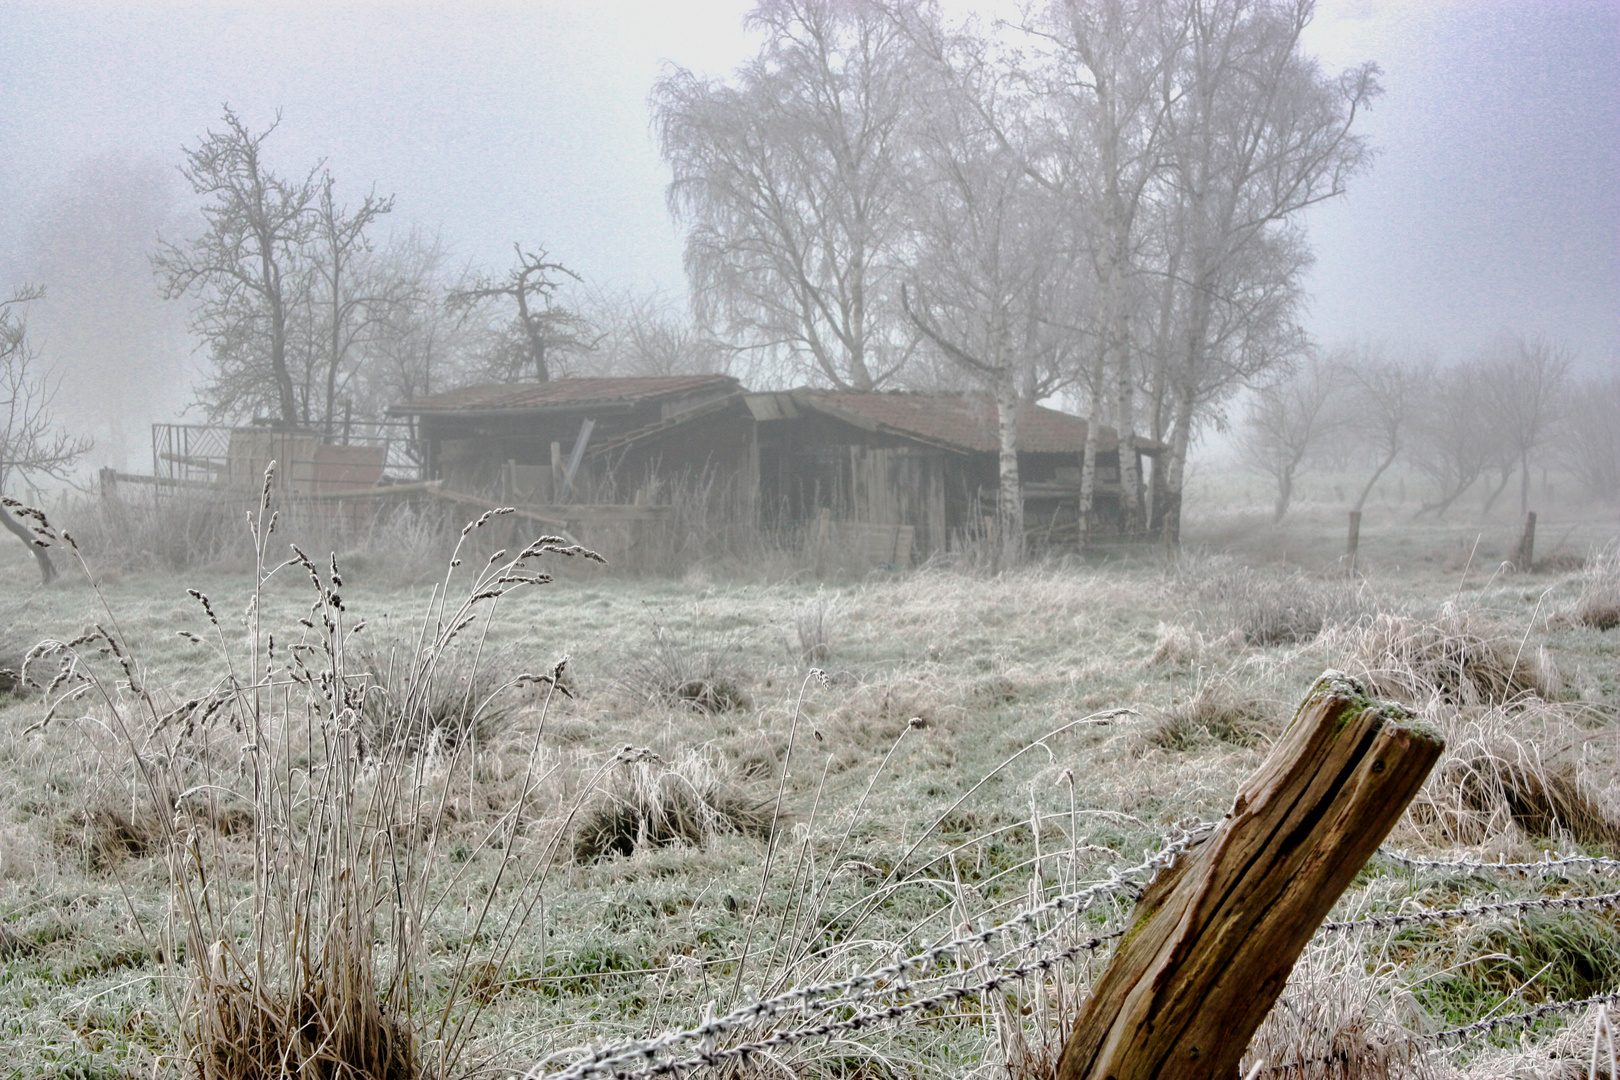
0;0;1615;512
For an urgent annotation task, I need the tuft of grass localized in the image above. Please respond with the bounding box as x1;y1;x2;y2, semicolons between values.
1200;569;1372;647
1405;910;1620;1031
1147;622;1204;667
1449;755;1620;850
1336;609;1560;705
571;747;774;863
1553;545;1620;632
1140;676;1279;753
616;621;753;714
791;590;839;665
1396;698;1620;853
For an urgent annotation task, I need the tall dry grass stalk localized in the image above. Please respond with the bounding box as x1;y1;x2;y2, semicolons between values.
21;467;603;1079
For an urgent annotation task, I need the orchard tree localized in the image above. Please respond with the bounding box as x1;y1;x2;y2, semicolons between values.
155;107;319;425
1477;332;1570;517
309;173;399;434
446;244;590;383
652;0;923;390
1;289;92;583
1559;368;1620;501
1238;351;1342;522
1334;343;1429;512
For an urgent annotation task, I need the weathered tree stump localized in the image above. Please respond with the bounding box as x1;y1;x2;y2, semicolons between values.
1056;671;1444;1080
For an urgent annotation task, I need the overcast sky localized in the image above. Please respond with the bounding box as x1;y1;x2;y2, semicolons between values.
1;0;1616;387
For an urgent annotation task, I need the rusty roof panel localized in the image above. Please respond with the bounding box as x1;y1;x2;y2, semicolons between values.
795;392;1140;454
390;375;741;414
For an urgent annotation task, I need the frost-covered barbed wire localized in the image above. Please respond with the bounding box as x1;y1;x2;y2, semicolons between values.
534;821;1216;1080
1263;990;1620;1074
598;932;1121;1080
1378;848;1620;876
1320;888;1620;933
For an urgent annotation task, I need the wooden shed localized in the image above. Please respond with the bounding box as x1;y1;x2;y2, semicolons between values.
747;389;1161;562
387;374;756;506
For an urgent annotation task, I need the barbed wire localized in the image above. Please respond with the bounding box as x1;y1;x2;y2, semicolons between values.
591;932;1119;1080
533;821;1215;1080
1320;888;1620;933
1263;989;1620;1074
528;820;1615;1080
1378;848;1620;876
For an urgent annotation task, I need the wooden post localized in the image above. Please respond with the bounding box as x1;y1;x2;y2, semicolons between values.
99;466;118;501
1346;509;1361;574
550;441;563;501
1515;511;1536;572
1055;672;1443;1080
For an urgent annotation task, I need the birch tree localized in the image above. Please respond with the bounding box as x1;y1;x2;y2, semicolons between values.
901;39;1083;566
1149;0;1378;543
1013;0;1186;533
652;0;922;390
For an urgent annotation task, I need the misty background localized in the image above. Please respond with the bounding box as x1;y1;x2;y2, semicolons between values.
0;0;1615;478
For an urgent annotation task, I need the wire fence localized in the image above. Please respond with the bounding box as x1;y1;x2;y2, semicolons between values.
525;830;1620;1079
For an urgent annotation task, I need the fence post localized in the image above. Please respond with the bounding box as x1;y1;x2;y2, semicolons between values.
1346;509;1361;574
1516;511;1537;571
1055;671;1443;1080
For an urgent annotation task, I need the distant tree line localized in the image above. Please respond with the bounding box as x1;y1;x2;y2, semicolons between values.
95;2;1610;565
148;108;732;440
1239;333;1620;522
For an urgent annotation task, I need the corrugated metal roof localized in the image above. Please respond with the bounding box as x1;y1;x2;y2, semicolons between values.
389;375;741;414
795;391;1143;454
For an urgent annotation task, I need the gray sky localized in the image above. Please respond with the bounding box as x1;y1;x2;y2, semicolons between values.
1;0;1616;391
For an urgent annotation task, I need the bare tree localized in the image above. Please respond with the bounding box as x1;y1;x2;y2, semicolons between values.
353;230;463;415
1476;332;1571;517
1148;0;1379;544
1;289;92;583
446;244;588;383
154;107;319;425
578;287;735;378
1558;367;1620;502
310;173;397;434
1333;343;1429;512
1238;351;1342;521
1412;362;1494;518
901;44;1083;565
652;0;922;390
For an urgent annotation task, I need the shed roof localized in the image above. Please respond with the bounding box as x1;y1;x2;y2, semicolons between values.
388;375;741;415
781;391;1160;455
